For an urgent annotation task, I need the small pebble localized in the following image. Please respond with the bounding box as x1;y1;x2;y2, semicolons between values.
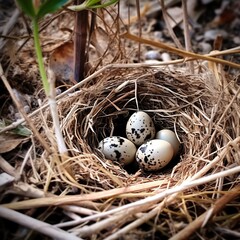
144;50;161;60
233;36;240;45
204;29;228;41
153;31;163;40
198;42;212;54
23;105;30;114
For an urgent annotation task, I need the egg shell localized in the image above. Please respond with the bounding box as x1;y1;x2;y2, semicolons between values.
136;139;174;171
98;136;137;166
156;129;180;156
126;111;156;146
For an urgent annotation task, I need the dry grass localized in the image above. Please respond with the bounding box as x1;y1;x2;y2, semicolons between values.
1;1;240;240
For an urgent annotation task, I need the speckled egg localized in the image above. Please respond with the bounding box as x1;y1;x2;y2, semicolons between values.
156;129;180;156
136;139;174;171
126;111;156;146
98;136;137;166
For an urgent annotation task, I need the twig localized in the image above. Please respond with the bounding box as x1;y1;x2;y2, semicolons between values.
182;0;194;73
169;185;240;240
19;145;33;176
0;206;83;240
214;227;240;238
0;155;20;179
104;204;160;240
160;0;183;49
136;0;141;62
76;201;157;238
121;32;240;69
72;213;125;236
1;179;168;209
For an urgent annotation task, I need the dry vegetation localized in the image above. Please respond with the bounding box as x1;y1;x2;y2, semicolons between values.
0;0;240;239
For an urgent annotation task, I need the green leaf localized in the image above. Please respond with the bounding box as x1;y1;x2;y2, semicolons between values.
0;119;32;137
85;0;101;7
15;0;36;19
68;0;118;11
11;125;32;137
37;0;68;19
86;0;118;9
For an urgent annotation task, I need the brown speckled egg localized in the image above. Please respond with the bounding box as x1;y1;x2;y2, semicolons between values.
98;136;137;166
136;139;174;171
126;111;156;146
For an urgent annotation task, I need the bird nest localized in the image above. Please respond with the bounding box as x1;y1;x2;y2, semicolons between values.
13;64;238;239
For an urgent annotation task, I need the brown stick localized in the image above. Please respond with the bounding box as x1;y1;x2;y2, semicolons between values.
160;0;183;49
74;0;88;82
121;32;240;68
170;185;240;240
182;0;194;73
136;0;141;62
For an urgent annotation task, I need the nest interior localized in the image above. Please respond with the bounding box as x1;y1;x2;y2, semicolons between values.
53;66;239;190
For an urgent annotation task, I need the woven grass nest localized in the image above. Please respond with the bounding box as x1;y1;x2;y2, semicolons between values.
21;65;239;239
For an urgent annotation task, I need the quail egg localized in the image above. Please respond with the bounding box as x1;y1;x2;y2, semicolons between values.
136;139;174;171
156;129;180;156
126;111;156;146
98;136;137;166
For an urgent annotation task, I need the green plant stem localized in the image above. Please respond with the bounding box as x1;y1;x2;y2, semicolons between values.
68;2;86;11
33;18;67;155
33;18;50;95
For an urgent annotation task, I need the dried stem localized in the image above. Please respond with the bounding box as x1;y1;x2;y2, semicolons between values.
160;0;183;49
170;185;240;240
182;0;194;73
122;32;240;68
0;206;83;240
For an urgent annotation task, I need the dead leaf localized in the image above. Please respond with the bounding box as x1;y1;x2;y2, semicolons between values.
0;134;28;153
166;7;183;29
49;41;75;85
